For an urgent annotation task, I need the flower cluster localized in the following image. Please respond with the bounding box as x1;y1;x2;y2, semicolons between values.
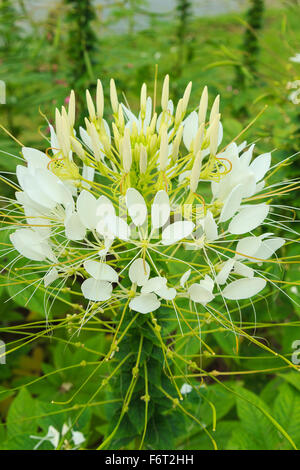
5;76;285;324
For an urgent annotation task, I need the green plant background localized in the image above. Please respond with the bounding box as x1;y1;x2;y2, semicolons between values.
0;0;299;450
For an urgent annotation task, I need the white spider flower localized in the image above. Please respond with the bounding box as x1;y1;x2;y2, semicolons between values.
289;53;300;63
180;383;193;395
3;75;292;333
287;80;300;105
30;422;85;450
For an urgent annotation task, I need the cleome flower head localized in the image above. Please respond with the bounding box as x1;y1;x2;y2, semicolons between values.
3;75;290;333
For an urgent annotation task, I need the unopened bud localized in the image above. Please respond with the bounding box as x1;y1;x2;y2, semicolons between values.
70;137;85;161
198;86;208;125
139;145;147;174
209;113;220;156
149;112;157;134
122;128;132;173
118;104;125;131
171;125;183;162
159;126;169;171
61;107;71;155
209;95;220;123
182;81;192;115
90;123;102;161
96;79;104;119
86;89;96;121
161;75;169;111
175;98;183;126
110;78;119;114
193;122;205;155
140;83;147;116
68;90;76;128
112;122;120;150
190;150;203;193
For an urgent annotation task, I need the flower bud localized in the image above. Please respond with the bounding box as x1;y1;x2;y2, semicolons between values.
68;90;76;128
209;113;220;156
149;112;157;134
90;123;102;161
171;125;183;162
122;128;132;173
118;104;125;131
182;81;192;115
193;122;205;156
86;89;96;121
209;94;220;123
190;150;203;193
198;86;208;126
159;126;168;171
175;98;183;126
70;137;86;161
161;75;169;111
110;78;119;114
140;83;147;117
139;145;147;174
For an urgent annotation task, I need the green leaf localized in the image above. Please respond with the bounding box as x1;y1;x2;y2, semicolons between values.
234;386;279;450
278;372;300;393
4;388;39;449
273;383;300;449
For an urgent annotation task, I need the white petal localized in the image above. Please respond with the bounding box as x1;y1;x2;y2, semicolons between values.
126;188;147;227
17;166;57;209
216;259;235;285
65;212;86;241
228;204;269;234
71;431;85;446
22;147;49;169
162;221;195;245
156;285;177;301
129;293;160;314
233;261;254;278
236;236;262;260
96;196;116;236
35;169;74;208
83;260;118;282
129;258;150;286
81;278;112;302
44;268;59;287
47;426;60;449
180;269;191;288
239;144;255;167
183;111;198;150
10;229;54;262
200;275;214;292
222;277;266;300
250;153;271;182
141;276;167;294
188;283;214;305
203;211;218;241
219;184;244;223
77;190;97;230
151;190;170;229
